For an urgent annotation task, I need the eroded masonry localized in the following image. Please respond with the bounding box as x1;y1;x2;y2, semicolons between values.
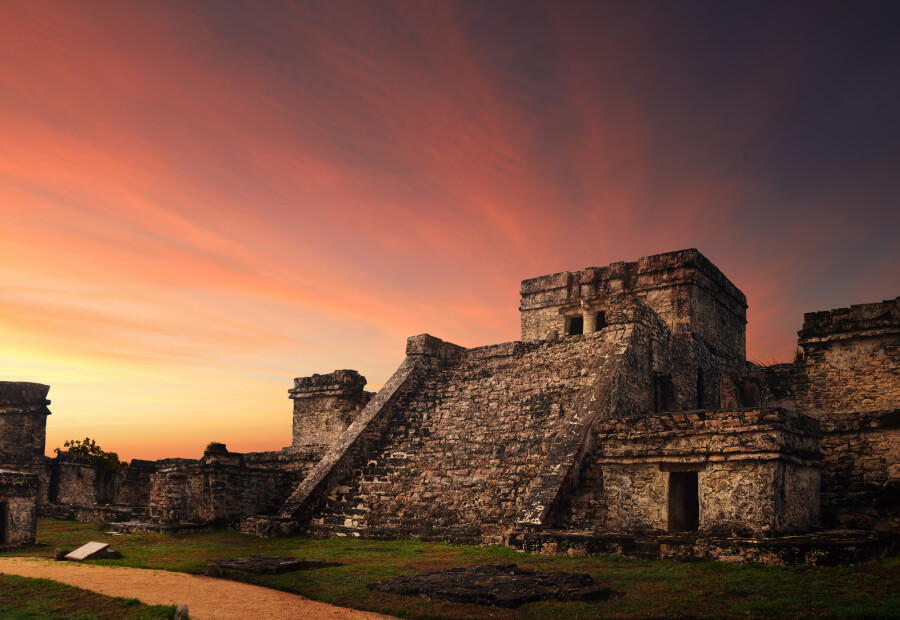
3;249;898;563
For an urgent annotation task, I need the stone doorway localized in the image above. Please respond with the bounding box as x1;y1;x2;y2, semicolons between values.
566;316;584;336
668;472;699;531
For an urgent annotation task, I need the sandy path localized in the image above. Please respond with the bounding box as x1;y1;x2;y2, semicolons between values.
0;557;392;619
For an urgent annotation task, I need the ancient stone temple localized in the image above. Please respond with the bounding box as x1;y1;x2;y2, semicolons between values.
11;249;899;564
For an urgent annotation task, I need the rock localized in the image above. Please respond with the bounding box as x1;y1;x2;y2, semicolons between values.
174;603;189;619
96;548;122;559
203;562;223;577
53;548;67;561
367;563;614;608
210;555;340;574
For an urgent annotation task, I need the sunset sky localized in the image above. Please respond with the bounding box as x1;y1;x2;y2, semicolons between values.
2;0;898;460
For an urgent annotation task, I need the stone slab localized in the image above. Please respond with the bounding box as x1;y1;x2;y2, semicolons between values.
64;541;109;562
367;563;613;608
210;555;341;574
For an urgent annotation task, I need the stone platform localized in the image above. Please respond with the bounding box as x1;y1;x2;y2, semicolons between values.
507;529;899;566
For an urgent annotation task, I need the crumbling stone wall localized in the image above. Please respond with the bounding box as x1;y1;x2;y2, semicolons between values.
49;452;113;506
0;471;39;548
148;451;296;524
794;298;900;533
796;298;899;416
300;317;661;545
289;370;372;459
589;409;821;536
818;410;900;531
520;249;747;360
0;382;51;549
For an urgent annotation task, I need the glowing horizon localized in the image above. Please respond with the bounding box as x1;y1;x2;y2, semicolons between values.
2;1;897;460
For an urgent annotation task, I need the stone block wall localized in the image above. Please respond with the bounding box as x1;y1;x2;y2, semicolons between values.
793;297;899;533
148;451;296;524
587;409;821;536
49;453;113;506
0;471;39;549
0;382;50;548
289;370;372;459
519;249;746;360
796;297;899;416
302;326;646;544
0;382;50;471
818;410;900;531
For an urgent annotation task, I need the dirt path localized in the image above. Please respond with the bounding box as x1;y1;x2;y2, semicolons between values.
0;557;392;619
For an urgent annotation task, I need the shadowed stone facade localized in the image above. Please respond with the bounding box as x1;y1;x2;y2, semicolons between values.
0;382;51;549
8;249;898;563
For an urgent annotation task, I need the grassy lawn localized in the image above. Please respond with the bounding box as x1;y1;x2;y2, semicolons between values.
0;519;898;618
0;573;175;619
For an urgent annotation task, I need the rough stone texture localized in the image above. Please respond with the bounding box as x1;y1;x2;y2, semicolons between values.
148;450;296;524
796;297;899;416
507;529;898;566
208;555;340;574
299;328;638;544
794;298;900;533
289;370;373;458
0;382;50;549
11;249;898;565
519;248;747;360
0;470;39;549
367;563;613;607
587;409;821;536
0;382;50;470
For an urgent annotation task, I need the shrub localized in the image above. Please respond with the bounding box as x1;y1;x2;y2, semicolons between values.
54;437;126;468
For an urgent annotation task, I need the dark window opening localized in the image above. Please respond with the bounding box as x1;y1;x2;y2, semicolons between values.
738;378;761;407
0;502;7;543
566;316;584;336
668;472;699;531
654;373;675;412
596;311;607;330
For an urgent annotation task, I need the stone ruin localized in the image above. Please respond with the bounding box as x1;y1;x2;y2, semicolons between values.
2;249;898;563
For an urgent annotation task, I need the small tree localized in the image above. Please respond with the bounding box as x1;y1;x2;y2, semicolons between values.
54;437;126;468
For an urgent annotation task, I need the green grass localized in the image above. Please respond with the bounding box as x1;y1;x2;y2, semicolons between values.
2;519;898;619
0;574;175;619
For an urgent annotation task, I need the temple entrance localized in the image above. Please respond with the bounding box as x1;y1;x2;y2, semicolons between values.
566;316;584;336
668;472;699;531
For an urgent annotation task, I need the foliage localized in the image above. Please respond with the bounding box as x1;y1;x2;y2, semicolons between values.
54;437;126;468
794;347;805;362
204;441;228;453
4;519;899;619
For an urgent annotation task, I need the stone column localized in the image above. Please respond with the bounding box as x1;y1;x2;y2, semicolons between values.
583;312;598;334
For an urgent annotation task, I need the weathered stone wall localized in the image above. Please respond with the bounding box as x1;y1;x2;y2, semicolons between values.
793;297;900;533
589;409;821;536
302;323;655;545
796;297;899;416
0;382;50;471
0;471;39;548
148;451;296;524
818;410;900;532
114;459;156;506
0;382;50;548
519;249;747;360
50;453;111;506
289;370;372;458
